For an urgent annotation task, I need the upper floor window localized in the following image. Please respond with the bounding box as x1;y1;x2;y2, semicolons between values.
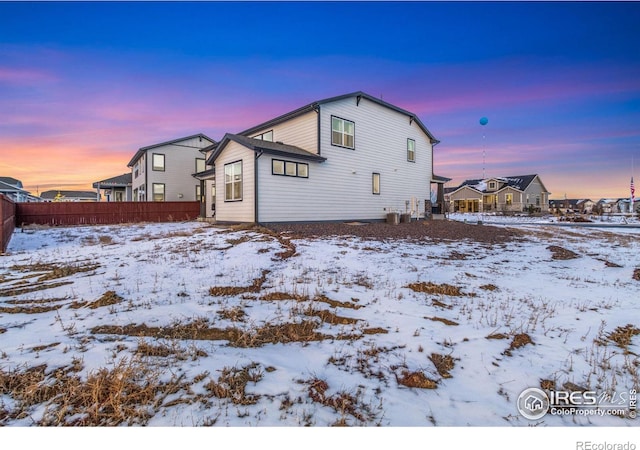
407;139;415;162
488;181;496;190
331;116;354;149
195;158;206;174
152;153;165;171
253;130;274;142
224;161;243;201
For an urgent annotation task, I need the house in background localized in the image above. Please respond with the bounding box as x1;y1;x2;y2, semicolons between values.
127;133;215;202
93;173;133;202
205;91;442;223
0;177;41;202
446;175;550;213
40;190;98;202
549;198;594;214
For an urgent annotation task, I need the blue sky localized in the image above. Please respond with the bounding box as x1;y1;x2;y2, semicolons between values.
1;1;639;199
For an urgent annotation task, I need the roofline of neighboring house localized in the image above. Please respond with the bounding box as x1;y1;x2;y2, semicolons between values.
127;133;216;167
207;133;328;165
238;91;440;146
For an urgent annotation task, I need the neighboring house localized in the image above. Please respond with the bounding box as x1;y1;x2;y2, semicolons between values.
40;190;98;202
549;198;594;214
447;175;550;213
596;198;620;214
93;173;133;202
127;133;216;202
0;177;41;202
204;91;442;223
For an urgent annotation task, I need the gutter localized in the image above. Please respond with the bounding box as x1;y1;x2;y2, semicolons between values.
254;150;263;224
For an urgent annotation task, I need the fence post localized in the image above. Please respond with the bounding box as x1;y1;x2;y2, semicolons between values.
0;194;17;253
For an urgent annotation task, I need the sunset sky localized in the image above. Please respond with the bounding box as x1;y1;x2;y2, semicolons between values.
1;1;639;200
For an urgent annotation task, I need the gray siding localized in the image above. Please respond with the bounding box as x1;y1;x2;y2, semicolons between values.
131;136;213;202
257;96;434;222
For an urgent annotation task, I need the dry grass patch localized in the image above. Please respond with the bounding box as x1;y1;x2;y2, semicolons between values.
429;353;455;379
547;245;580;260
261;291;308;302
91;317;352;348
305;378;373;424
540;379;556;391
503;333;534;356
427;316;459;326
5;297;68;305
9;262;100;282
209;269;270;296
397;370;438;389
406;281;469;297
606;324;640;349
480;284;499;291
431;299;452;309
0;358;179;426
31;342;60;352
0;281;74;297
69;290;123;310
314;294;362;309
0;303;64;314
486;333;510;340
204;363;263;405
305;308;359;325
633;269;640;281
217;306;246;322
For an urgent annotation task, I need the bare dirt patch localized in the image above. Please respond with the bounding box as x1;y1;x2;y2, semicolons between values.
427;316;459;326
266;220;523;244
209;270;270;296
633;269;640;281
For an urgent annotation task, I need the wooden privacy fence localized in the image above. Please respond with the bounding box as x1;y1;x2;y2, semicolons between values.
15;201;201;227
1;194;16;253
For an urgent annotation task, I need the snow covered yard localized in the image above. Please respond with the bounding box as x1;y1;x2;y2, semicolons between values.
0;220;638;428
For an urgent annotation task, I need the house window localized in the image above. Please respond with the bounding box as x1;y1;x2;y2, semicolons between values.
224;161;243;201
254;130;274;142
272;160;285;175
152;153;165;171
407;139;415;162
331;116;355;149
489;182;496;190
372;173;380;195
196;158;206;174
196;184;202;202
152;183;165;202
536;195;540;206
506;193;513;205
272;159;309;178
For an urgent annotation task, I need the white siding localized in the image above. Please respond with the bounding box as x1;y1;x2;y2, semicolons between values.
215;142;255;222
249;111;318;153
257;96;434;222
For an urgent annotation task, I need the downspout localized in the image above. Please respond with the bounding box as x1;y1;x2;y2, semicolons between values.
144;154;148;201
315;104;321;156
255;150;263;224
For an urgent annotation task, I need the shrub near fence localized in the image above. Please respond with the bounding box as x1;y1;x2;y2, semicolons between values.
1;194;17;253
16;201;201;227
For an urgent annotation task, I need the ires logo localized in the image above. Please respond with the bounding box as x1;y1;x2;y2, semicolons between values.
517;387;636;420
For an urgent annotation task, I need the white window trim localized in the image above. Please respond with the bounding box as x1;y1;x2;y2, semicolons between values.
224;160;243;202
331;116;355;149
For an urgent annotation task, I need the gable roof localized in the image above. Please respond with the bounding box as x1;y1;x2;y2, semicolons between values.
127;133;216;167
92;173;132;188
0;177;22;188
238;91;439;145
457;174;541;193
40;190;97;200
207;134;327;165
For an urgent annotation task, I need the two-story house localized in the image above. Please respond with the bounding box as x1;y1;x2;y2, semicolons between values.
204;91;441;223
447;175;550;213
127;134;215;202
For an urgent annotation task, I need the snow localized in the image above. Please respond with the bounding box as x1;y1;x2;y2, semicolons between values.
1;220;639;445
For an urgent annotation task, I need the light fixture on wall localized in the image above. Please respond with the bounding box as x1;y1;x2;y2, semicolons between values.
178;194;183;199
